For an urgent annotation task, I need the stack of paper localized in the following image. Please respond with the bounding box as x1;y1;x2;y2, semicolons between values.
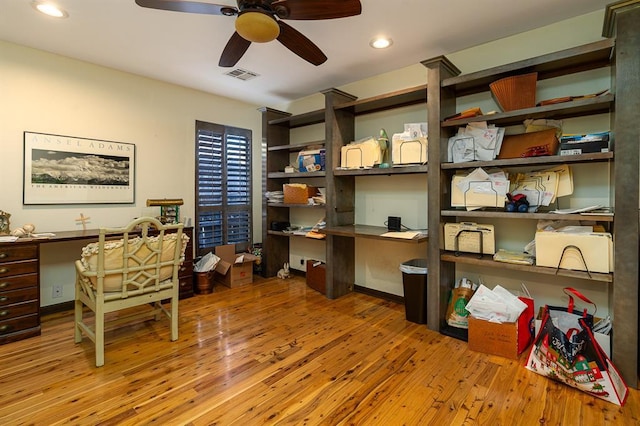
510;164;573;207
447;121;505;163
451;168;509;211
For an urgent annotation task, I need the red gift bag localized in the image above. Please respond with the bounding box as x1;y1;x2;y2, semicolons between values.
525;288;628;406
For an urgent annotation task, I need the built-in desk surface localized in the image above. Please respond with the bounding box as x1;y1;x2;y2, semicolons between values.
0;226;194;345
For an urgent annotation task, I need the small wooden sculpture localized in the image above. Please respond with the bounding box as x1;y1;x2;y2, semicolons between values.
76;213;91;231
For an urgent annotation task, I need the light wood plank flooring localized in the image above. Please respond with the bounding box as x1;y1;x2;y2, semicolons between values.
0;276;638;425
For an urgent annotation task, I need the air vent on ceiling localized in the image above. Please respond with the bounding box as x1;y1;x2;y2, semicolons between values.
224;68;259;81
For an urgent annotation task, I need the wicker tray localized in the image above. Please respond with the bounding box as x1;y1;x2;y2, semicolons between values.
490;72;537;111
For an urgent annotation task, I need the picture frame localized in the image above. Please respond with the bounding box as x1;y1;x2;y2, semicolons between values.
23;131;135;205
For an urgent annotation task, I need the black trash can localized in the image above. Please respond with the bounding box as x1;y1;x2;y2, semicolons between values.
400;259;428;324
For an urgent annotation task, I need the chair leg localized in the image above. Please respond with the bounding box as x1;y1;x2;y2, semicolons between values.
170;296;178;341
74;298;83;343
95;304;105;367
154;301;162;321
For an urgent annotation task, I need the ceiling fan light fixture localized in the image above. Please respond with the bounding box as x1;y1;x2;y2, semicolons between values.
235;11;280;43
31;1;68;18
370;37;393;49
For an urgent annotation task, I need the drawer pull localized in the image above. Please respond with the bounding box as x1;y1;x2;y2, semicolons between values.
0;282;8;289
0;310;7;317
0;253;7;259
0;297;7;302
0;268;8;274
0;325;9;332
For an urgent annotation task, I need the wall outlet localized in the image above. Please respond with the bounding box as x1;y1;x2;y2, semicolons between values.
52;284;63;298
289;255;306;272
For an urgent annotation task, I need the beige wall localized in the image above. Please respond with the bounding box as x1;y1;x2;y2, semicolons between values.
0;9;612;307
1;40;262;305
278;10;613;307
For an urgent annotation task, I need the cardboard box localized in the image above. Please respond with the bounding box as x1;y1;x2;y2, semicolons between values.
298;149;325;172
468;297;534;359
283;184;318;204
559;140;609;155
559;132;610;155
213;244;258;288
306;260;326;295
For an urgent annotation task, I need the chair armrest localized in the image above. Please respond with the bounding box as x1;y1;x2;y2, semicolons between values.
75;259;97;278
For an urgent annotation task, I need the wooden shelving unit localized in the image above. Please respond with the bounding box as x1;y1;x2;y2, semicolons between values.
261;4;640;387
323;85;429;299
322;224;427;243
424;23;639;387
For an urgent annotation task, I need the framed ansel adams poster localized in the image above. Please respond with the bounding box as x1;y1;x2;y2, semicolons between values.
23;132;135;205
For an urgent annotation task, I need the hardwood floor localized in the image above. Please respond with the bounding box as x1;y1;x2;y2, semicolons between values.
0;276;638;425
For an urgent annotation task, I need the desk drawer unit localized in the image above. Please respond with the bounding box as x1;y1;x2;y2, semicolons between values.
0;243;41;344
178;227;194;299
149;226;194;299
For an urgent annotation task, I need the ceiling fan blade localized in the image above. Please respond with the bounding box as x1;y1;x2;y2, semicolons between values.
271;0;361;20
219;32;252;67
135;0;236;15
276;21;327;66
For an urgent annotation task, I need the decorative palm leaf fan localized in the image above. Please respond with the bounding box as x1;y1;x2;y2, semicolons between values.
135;0;362;67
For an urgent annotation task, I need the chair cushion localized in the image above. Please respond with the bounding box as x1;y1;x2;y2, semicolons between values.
80;233;189;292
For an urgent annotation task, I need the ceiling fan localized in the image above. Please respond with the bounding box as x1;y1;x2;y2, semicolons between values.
135;0;362;67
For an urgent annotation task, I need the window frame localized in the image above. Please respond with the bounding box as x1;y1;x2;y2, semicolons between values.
195;120;252;257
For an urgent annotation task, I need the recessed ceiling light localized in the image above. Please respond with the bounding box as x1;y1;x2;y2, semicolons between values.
370;37;393;49
32;1;68;18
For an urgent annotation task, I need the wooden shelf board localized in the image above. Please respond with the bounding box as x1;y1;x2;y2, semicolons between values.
334;84;428;115
267;230;325;239
441;151;613;169
442;95;613;128
268;109;325;128
267;203;326;208
334;164;428;176
441;209;614;222
268;140;325;152
322;224;427;243
267;171;326;179
441;39;614;96
441;252;613;282
440;325;469;342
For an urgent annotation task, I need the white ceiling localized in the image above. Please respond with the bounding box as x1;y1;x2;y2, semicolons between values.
0;0;612;107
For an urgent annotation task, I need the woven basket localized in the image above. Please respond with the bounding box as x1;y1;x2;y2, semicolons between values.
490;72;538;111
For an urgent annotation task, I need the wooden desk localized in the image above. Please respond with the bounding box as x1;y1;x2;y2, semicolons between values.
0;227;194;345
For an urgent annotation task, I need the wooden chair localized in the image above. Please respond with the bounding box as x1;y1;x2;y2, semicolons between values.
74;217;188;367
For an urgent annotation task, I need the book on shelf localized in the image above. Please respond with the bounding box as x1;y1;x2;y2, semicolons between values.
444;107;482;122
380;230;427;240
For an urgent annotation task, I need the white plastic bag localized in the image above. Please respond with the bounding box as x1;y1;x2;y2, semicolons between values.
194;252;220;272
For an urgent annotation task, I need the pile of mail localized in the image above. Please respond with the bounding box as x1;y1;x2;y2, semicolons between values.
465;284;528;323
392;124;428;165
447;122;505;163
340;137;382;169
451;165;574;211
451;168;509;210
509;165;573;207
535;225;613;273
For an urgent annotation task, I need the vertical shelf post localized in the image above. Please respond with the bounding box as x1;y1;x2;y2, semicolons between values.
259;107;292;278
603;0;640;388
323;88;357;299
422;56;461;332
